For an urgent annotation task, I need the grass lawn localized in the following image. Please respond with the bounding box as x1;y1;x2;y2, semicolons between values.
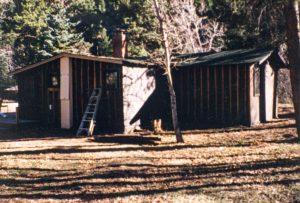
0;106;299;202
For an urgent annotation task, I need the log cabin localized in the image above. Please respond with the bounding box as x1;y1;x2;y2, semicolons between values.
10;31;156;133
172;48;287;128
11;29;286;132
132;48;286;129
11;53;156;133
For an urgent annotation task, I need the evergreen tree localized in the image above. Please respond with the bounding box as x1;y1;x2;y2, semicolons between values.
67;0;159;57
67;0;112;55
3;0;91;66
40;8;91;57
0;0;15;95
102;0;159;56
11;0;51;65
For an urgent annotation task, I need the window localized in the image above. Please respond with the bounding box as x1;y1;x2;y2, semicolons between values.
51;76;58;86
254;65;260;96
106;71;118;89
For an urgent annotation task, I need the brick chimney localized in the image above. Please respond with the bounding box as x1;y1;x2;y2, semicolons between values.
113;29;127;58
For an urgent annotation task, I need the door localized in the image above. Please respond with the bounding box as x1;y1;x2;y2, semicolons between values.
97;67;123;133
260;64;275;122
47;88;60;126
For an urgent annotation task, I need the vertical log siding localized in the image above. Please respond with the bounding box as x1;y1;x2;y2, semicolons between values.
174;65;250;126
71;58;123;132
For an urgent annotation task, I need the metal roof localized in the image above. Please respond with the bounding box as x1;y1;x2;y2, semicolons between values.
175;48;278;67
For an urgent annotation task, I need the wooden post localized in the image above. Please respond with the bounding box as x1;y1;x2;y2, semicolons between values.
236;65;240;120
244;65;247;119
60;57;73;129
229;66;232;118
152;119;162;134
87;60;90;96
74;59;78;124
180;70;184;114
41;66;45;123
200;67;203;120
93;61;96;88
187;69;190;116
207;67;210;118
100;62;103;87
221;65;225;121
214;66;218;120
194;67;197;121
80;59;84;114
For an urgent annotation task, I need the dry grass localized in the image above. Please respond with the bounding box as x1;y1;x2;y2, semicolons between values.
0;106;299;202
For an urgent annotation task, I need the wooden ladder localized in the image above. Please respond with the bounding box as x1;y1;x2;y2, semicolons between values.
76;88;102;136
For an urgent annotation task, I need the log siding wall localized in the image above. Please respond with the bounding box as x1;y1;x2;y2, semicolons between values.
71;58;123;133
173;65;250;126
17;59;60;124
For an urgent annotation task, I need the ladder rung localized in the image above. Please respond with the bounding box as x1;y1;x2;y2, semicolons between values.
77;88;102;137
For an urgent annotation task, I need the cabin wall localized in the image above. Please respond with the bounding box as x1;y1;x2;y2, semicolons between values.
263;63;275;121
71;58;123;133
249;64;260;125
173;64;250;127
16;60;60;125
17;70;41;120
122;66;155;132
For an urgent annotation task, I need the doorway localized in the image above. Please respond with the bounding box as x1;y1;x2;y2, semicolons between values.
97;68;123;133
47;88;60;126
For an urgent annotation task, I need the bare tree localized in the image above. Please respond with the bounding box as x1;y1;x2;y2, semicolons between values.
152;0;224;143
163;0;224;54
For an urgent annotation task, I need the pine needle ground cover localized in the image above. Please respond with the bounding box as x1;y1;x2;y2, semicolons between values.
0;106;299;203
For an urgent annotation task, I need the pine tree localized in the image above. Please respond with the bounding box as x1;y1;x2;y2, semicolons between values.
4;0;91;66
102;0;159;57
10;0;51;65
0;0;16;95
40;7;91;57
67;0;111;56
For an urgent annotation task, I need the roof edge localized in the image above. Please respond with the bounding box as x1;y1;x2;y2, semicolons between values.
9;52;124;75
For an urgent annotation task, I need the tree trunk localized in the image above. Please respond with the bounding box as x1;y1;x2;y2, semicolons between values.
153;0;184;143
166;71;184;143
285;0;300;141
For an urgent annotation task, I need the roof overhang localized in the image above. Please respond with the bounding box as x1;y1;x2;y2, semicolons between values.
10;52;124;75
173;48;285;68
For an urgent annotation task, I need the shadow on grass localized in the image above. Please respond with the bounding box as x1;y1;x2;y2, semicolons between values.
0;127;77;142
279;113;294;119
180;123;296;136
0;141;253;156
93;135;161;145
0;157;299;200
266;134;300;144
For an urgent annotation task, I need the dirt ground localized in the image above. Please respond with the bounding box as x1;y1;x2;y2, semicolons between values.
0;105;299;203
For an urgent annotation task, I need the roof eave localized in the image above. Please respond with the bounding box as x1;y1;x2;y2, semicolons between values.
9;53;124;76
258;50;273;65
